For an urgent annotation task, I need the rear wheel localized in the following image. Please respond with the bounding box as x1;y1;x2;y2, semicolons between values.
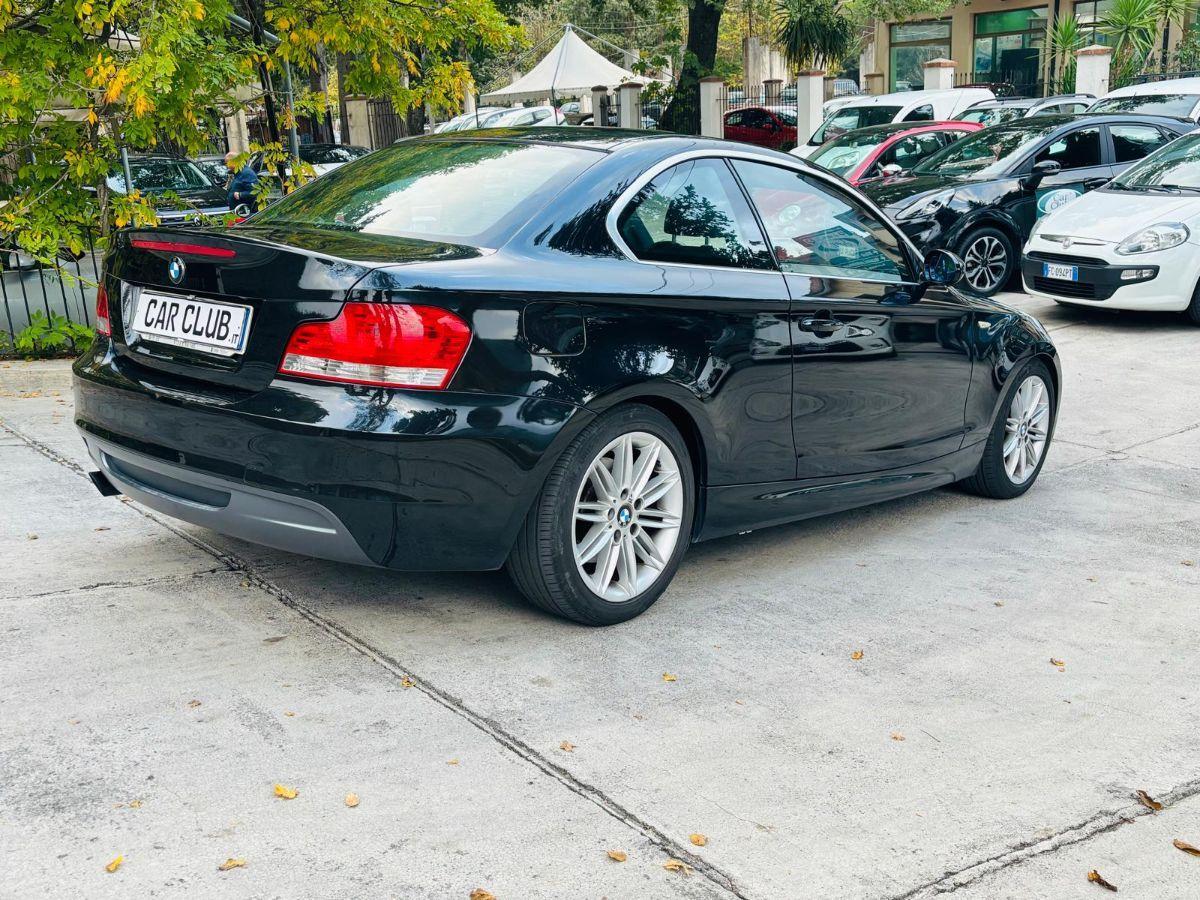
960;359;1056;499
958;226;1014;297
507;404;695;625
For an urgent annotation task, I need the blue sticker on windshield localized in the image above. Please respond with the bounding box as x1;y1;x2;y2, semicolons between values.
1036;187;1083;217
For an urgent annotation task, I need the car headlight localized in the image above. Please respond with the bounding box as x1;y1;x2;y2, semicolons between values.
1115;222;1190;255
895;190;954;221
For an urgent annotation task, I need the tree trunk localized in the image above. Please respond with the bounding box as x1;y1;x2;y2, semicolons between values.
661;0;727;135
336;53;351;144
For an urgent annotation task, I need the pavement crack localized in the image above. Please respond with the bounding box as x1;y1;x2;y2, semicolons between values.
0;567;228;603
889;776;1200;898
0;414;751;900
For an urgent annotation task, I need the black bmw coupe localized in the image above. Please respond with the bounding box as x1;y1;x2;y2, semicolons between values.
75;129;1060;624
862;114;1191;296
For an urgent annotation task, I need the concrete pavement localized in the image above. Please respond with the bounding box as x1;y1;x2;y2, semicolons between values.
2;293;1198;898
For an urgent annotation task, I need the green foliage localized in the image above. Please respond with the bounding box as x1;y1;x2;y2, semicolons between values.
772;0;855;70
9;312;95;358
1050;13;1086;93
1101;0;1196;86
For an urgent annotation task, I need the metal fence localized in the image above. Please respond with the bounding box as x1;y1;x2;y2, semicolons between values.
367;99;407;147
954;71;1041;98
719;83;799;151
1;235;104;353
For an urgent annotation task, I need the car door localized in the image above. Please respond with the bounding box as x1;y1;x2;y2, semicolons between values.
610;156;795;486
1010;123;1112;238
729;159;975;480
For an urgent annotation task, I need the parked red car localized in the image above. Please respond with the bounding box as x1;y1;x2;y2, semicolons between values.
804;121;983;185
724;106;798;151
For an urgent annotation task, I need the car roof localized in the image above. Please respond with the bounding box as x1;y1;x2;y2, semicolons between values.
836;88;992;107
825;120;975;138
1104;77;1200;97
965;112;1192;132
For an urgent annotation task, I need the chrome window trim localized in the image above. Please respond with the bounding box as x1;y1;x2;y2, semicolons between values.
604;148;919;280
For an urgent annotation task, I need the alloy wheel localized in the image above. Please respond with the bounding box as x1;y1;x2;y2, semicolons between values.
572;431;684;602
963;234;1008;293
1003;375;1051;484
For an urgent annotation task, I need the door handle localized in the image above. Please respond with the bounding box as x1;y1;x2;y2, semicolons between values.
798;316;842;333
1083;177;1110;189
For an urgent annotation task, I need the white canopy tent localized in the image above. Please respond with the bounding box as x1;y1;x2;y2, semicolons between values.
481;26;640;104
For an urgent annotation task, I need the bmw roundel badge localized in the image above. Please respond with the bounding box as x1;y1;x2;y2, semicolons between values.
168;256;185;284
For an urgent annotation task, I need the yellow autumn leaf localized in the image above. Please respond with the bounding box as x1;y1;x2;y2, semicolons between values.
662;858;693;875
891;731;905;741
850;650;863;660
128;799;142;809
218;858;246;871
447;759;459;766
344;793;359;808
661;672;677;682
470;890;495;900
606;849;627;862
273;783;297;800
559;740;575;752
689;833;707;846
400;676;415;688
105;855;122;873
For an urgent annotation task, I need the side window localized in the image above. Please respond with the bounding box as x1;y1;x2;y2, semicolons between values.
1111;124;1173;163
1034;126;1102;170
903;104;934;122
1066;103;1090;114
890;132;946;169
730;160;911;282
744;109;772;129
616;158;772;270
726;110;744;127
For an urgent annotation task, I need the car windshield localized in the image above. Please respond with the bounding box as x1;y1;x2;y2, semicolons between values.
810;105;903;144
300;145;370;164
1089;93;1200;118
107;159;213;194
809;130;891;176
913;121;1060;177
251;140;597;246
1109;132;1200;191
954;105;1026;127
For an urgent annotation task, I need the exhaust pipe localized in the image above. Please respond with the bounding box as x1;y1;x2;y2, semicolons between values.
88;470;122;497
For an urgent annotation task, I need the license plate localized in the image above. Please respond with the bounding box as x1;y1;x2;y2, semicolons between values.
132;291;253;356
1043;262;1078;282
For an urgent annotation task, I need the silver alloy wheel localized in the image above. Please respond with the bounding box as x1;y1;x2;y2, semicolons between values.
963;234;1008;292
1003;374;1051;484
572;431;684;602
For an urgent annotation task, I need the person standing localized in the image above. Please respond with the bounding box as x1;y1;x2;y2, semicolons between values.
225;151;260;212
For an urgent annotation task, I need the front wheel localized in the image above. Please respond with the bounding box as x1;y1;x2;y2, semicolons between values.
957;226;1014;297
507;404;695;625
960;359;1056;499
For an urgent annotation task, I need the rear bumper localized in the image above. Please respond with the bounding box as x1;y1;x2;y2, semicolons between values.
73;344;591;571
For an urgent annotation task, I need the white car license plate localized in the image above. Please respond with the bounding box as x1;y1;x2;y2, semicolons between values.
1043;262;1078;282
133;291;253;356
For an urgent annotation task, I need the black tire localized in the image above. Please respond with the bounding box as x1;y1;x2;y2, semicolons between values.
957;226;1015;297
960;358;1056;499
1187;278;1200;326
506;404;695;625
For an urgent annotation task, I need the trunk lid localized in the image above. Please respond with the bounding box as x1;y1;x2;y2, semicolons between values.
106;224;480;395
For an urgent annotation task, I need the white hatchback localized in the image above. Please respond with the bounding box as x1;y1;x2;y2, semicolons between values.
1023;129;1200;324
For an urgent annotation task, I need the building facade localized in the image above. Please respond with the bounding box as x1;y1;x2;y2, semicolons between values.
865;1;1192;97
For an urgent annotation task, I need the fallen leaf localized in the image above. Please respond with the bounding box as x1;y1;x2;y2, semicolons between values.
1182;560;1195;567
284;711;295;717
1174;838;1200;856
891;731;905;741
1136;790;1162;811
607;849;627;862
218;858;246;871
661;672;677;682
447;759;459;766
559;740;575;753
94;526;110;532
105;855;123;873
689;833;707;847
344;793;359;808
994;600;1005;607
400;676;415;689
26;533;37;540
187;700;201;708
240;579;250;588
850;650;863;660
1050;657;1065;667
273;783;297;800
128;799;142;809
1087;869;1117;891
262;636;285;644
470;890;496;900
662;858;693;875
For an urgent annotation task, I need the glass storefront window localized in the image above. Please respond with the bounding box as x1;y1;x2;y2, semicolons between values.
889;19;952;92
1074;0;1114;45
973;7;1047;89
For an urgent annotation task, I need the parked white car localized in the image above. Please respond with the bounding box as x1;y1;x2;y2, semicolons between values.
794;88;994;158
1088;77;1200;121
1023;128;1200;324
480;106;565;129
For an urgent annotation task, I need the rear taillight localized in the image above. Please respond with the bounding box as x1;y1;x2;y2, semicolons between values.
96;283;111;336
279;302;471;390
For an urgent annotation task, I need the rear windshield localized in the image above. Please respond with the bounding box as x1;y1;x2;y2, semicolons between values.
107;159;213;194
300;145;370;164
1089;93;1200;118
251;140;597;246
954;106;1026;127
810;105;903;145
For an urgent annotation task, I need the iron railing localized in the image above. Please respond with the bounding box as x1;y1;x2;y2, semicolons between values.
1;234;103;354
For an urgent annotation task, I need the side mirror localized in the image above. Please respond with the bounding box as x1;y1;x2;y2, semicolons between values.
880;163;904;177
233;203;251;218
1023;159;1062;189
923;248;964;286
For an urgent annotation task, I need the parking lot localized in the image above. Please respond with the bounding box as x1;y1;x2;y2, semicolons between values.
2;291;1198;899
